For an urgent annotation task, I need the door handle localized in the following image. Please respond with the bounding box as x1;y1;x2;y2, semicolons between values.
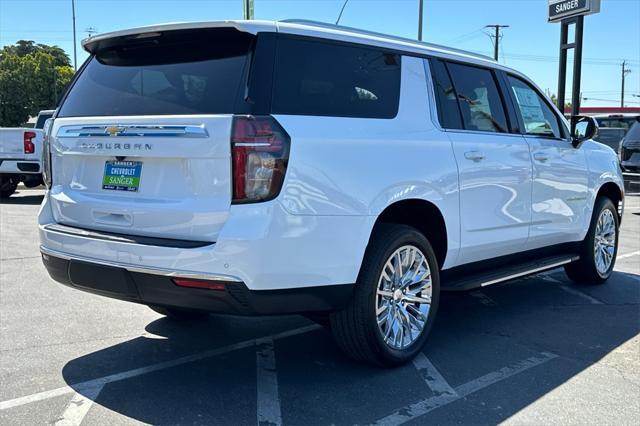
464;151;485;161
534;153;549;162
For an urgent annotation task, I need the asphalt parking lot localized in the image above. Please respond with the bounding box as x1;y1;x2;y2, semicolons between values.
1;188;639;425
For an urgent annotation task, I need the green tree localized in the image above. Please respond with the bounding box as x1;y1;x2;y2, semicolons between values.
0;41;74;126
549;93;572;113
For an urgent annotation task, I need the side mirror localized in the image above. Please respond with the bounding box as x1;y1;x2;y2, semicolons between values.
571;115;598;148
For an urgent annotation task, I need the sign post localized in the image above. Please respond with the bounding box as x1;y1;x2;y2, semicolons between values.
549;0;600;120
243;0;254;20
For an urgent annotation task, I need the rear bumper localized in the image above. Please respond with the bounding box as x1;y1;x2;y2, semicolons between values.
39;191;374;291
41;247;353;315
0;159;41;174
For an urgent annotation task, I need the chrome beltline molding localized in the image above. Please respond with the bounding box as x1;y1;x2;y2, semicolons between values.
40;246;243;283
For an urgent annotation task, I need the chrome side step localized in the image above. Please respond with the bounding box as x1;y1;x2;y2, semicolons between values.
442;255;579;292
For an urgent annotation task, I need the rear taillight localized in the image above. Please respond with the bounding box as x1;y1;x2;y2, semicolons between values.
42;119;53;188
23;131;36;154
231;115;290;203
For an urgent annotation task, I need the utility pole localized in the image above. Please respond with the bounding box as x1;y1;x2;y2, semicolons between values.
621;60;632;108
243;0;254;20
485;24;509;61
418;0;424;41
85;27;98;38
71;0;77;71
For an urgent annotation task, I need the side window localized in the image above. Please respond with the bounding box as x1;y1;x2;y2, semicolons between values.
446;63;509;133
508;76;562;138
272;37;401;118
429;59;463;129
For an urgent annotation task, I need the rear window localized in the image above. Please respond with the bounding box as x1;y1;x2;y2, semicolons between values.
35;112;53;129
271;37;401;118
58;28;253;117
597;117;637;130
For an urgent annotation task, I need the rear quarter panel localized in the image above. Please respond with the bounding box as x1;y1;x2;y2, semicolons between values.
274;56;460;269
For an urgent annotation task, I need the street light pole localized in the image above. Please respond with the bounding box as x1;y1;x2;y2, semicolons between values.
71;0;77;71
418;0;424;41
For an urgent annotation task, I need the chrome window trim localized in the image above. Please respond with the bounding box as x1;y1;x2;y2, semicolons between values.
56;124;209;138
443;129;526;138
40;246;243;283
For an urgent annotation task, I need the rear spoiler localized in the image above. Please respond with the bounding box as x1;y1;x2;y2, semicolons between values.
82;20;276;54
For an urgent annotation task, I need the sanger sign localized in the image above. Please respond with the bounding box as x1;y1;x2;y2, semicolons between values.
548;0;601;22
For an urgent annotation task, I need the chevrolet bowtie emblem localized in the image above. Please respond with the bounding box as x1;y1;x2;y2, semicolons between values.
105;126;126;137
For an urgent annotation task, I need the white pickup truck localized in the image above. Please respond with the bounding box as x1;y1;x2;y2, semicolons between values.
0;110;53;197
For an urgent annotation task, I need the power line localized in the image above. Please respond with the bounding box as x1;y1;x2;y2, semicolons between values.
584;97;640;105
335;0;349;25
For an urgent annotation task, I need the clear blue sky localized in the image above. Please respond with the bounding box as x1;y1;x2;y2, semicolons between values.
1;0;638;107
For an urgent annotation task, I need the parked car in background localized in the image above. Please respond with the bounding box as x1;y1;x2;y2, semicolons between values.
39;20;624;366
594;127;627;152
35;110;55;130
620;120;640;173
0;110;52;197
594;114;639;130
592;114;639;154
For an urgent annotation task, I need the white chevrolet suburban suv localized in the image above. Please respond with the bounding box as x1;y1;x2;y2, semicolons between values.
39;20;624;366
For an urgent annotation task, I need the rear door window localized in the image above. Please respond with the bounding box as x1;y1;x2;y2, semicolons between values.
58;28;254;117
271;37;401;118
429;59;463;129
445;62;509;133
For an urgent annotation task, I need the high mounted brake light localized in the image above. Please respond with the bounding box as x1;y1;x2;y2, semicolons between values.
231;115;290;203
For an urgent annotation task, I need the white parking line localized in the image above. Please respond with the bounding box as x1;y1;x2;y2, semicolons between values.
372;352;558;425
557;285;604;305
455;352;558;397
0;324;321;411
256;338;282;426
540;275;604;305
53;385;103;426
618;250;640;260
412;353;457;397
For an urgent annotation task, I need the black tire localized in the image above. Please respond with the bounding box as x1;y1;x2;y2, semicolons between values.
149;305;210;321
0;177;18;198
564;197;619;284
329;224;440;367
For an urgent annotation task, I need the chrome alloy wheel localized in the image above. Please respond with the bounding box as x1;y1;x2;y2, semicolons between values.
594;209;616;275
376;245;432;350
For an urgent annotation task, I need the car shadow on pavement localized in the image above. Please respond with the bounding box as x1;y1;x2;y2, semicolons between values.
0;193;44;205
61;271;640;425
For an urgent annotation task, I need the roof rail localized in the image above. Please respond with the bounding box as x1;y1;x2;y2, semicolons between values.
279;19;494;62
